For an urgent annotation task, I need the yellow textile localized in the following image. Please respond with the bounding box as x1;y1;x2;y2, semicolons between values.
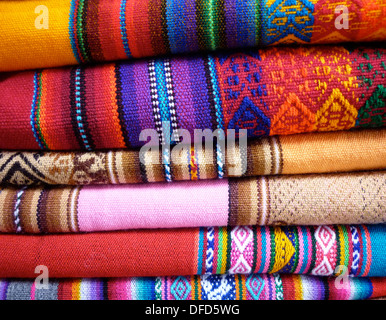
281;129;386;174
0;1;76;71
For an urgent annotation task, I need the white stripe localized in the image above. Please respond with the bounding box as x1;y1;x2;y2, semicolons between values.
300;275;314;300
70;187;79;232
80;279;92;300
107;151;117;184
260;177;268;225
272;137;281;175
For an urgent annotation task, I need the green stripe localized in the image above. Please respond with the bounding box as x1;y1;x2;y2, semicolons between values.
76;0;89;62
216;227;223;274
194;276;199;300
196;0;226;51
335;225;341;276
35;73;48;149
254;0;260;44
268;227;276;273
238;274;243;300
341;225;350;271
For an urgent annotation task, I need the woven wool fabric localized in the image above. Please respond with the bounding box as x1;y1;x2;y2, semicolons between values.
1;171;385;233
0;224;385;278
0;0;385;72
1;129;385;186
1;274;386;300
1;46;385;150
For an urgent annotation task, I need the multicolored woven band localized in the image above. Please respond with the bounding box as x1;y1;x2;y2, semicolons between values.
0;0;385;71
1;46;385;150
1;171;384;233
1;129;385;186
1;224;385;278
1;274;386;300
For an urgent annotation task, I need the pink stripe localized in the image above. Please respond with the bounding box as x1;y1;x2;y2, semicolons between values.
362;225;372;277
262;227;271;274
30;282;36;300
255;228;262;273
111;279;128;300
78;180;229;231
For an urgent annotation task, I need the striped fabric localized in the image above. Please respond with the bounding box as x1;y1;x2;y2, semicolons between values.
1;274;386;300
0;0;385;71
0;224;385;278
0;171;384;233
1;129;385;186
1;45;385;150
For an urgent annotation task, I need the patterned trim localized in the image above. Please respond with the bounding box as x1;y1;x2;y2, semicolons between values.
30;71;47;150
0;273;382;300
70;68;93;151
195;225;381;277
148;60;164;144
13;187;26;233
1;46;385;150
119;0;132;59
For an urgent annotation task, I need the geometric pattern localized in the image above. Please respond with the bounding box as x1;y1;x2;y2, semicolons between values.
246;274;265;300
262;0;315;45
312;226;336;276
271;93;315;135
201;274;236;300
0;274;382;300
170;276;191;300
357;84;386;128
229;226;254;274
315;88;358;131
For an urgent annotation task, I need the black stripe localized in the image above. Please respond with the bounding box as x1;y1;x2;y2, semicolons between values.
36;189;47;234
217;0;227;49
196;0;206;50
70;68;86;150
102;279;109;300
203;56;218;131
160;0;171;53
78;68;95;150
308;226;317;273
114;63;131;148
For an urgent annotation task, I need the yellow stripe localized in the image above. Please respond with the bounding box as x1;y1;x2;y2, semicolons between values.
295;276;303;300
220;228;228;274
72;279;81;300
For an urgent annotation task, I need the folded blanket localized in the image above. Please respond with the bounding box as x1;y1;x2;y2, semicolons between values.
0;224;385;278
1;129;385;186
1;45;385;150
0;0;385;71
1;171;384;233
2;274;386;300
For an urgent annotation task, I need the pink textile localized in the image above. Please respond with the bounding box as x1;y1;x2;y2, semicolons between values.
77;180;229;231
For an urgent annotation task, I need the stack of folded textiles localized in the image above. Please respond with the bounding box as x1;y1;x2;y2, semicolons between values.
0;0;385;301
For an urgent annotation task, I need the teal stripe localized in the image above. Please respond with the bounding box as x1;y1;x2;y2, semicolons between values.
197;227;205;274
299;228;310;274
352;277;373;300
366;224;386;277
207;55;224;130
358;225;368;277
258;226;267;273
154;59;172;135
